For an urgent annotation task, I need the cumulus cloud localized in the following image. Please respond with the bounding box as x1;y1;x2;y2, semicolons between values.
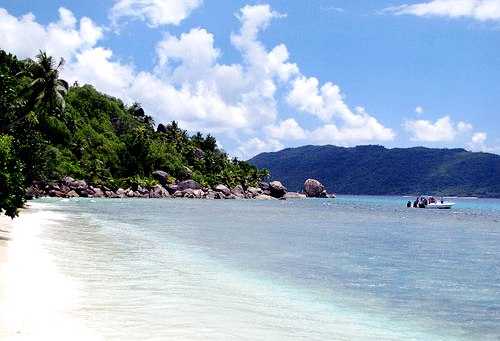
0;4;396;157
468;131;488;149
231;5;299;84
287;76;395;143
0;7;102;60
156;28;220;83
110;0;203;27
264;118;307;140
404;116;472;142
415;106;424;114
64;47;136;101
385;0;500;21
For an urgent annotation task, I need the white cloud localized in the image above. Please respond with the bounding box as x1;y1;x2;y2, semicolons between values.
472;131;487;143
64;47;136;100
156;28;220;83
309;116;396;145
110;0;203;27
466;131;500;153
0;5;397;156
0;7;102;60
287;76;395;143
386;0;500;21
231;4;299;84
128;71;252;133
265;118;307;140
404;116;472;142
236;137;284;159
415;106;424;114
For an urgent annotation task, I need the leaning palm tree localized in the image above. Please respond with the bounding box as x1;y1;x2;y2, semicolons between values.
25;51;69;118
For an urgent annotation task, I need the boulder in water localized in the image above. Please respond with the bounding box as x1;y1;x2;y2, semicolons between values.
304;179;327;198
269;181;287;198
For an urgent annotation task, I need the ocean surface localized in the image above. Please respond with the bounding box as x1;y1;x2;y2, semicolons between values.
2;196;500;340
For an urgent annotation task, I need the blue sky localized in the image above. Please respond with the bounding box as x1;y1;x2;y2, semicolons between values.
1;0;499;157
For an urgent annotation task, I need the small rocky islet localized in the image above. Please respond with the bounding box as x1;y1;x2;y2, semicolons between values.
25;173;335;201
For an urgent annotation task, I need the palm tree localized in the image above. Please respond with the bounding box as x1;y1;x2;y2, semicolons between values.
25;51;69;117
3;51;69;132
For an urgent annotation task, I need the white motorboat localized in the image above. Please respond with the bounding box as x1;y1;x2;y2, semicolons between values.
408;196;455;209
425;202;455;209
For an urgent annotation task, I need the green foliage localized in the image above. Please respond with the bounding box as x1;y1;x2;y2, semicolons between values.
22;51;69;118
0;49;269;216
0;135;25;218
250;145;500;197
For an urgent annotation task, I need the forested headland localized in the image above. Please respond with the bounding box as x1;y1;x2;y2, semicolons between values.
0;50;269;217
250;144;500;198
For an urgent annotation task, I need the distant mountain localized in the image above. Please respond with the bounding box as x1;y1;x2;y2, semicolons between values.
249;145;500;198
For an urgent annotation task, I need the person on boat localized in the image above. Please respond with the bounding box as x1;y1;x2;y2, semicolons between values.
407;200;412;208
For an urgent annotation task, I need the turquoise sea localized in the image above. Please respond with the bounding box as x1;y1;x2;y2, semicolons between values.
2;196;500;340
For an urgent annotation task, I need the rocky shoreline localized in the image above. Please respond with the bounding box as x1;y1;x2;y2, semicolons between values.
25;173;334;201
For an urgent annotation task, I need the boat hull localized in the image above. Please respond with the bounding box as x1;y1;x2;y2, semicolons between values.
426;203;455;209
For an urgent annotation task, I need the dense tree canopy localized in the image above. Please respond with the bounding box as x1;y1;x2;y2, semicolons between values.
0;49;268;217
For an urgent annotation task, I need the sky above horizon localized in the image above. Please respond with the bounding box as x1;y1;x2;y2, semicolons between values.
1;0;499;158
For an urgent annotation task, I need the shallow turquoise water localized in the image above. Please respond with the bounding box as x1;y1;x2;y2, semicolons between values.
11;196;500;340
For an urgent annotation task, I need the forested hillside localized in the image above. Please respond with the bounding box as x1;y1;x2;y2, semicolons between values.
0;50;267;217
249;145;500;197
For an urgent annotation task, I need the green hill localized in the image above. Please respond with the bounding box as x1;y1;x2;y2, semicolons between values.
0;49;267;217
249;145;500;197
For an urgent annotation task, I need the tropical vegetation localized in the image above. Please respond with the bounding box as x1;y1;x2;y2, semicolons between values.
0;49;268;218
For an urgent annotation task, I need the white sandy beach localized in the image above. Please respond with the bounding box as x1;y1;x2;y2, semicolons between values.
0;204;104;341
0;213;13;281
0;214;14;340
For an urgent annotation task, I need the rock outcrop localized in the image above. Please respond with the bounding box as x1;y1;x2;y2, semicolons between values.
177;180;201;191
26;176;296;201
214;184;231;196
231;185;245;198
152;170;169;186
269;181;287;198
304;179;327;198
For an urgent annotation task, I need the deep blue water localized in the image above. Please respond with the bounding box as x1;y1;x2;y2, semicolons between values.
13;196;500;340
